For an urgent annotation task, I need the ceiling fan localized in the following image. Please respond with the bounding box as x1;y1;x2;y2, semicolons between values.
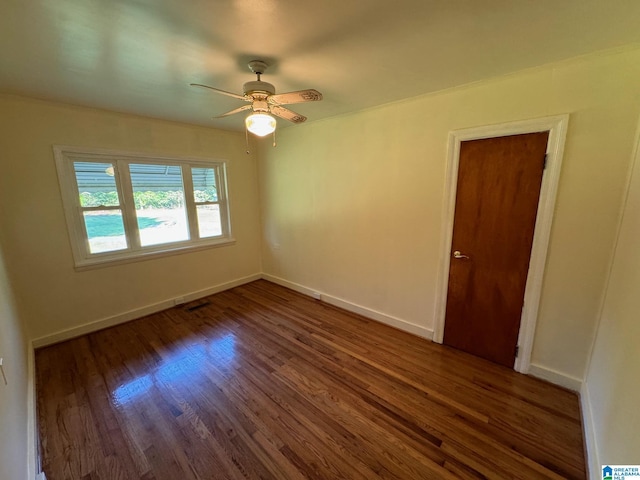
191;60;323;137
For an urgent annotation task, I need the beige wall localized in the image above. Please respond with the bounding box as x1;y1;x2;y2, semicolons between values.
0;246;31;480
259;47;640;381
584;125;640;472
3;47;640;477
0;95;262;342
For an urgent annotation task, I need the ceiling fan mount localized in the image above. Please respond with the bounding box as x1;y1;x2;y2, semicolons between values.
247;60;269;76
190;59;323;134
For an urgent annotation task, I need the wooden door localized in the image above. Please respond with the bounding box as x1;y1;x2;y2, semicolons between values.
443;132;549;367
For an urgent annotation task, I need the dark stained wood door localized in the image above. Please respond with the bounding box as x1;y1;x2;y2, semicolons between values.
443;132;549;367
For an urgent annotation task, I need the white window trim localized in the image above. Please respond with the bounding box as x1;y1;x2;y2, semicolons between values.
53;145;235;270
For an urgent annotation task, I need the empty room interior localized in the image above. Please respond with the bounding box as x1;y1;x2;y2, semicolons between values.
1;1;640;479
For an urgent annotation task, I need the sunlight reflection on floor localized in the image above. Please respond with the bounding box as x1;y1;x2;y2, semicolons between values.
112;333;236;405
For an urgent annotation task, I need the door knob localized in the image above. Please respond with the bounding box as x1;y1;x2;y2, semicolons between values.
453;250;469;259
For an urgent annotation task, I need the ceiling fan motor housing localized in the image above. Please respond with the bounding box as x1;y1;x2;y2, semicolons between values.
243;80;276;96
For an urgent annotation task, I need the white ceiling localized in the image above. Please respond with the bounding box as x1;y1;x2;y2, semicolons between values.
1;0;640;132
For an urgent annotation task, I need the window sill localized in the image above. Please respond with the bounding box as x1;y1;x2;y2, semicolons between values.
73;237;236;271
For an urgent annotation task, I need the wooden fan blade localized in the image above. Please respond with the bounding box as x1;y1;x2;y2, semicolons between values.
190;83;247;100
269;89;322;105
215;105;252;118
270;105;307;124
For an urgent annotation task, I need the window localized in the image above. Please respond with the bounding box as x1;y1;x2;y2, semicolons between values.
54;146;233;268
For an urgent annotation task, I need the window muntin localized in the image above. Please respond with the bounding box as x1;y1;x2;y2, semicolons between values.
55;147;233;268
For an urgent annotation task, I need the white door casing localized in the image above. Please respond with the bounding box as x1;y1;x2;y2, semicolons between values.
433;115;569;373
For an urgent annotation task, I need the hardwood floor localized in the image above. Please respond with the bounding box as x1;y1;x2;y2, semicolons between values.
36;280;586;479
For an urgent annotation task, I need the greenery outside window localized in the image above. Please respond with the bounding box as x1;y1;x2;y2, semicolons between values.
54;146;233;268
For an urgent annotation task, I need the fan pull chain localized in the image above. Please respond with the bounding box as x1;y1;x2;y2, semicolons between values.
272;129;277;147
245;128;251;155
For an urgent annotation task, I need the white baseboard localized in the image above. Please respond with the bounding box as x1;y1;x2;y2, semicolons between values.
580;380;599;480
261;274;433;340
529;364;595;478
260;273;319;298
527;363;583;392
32;273;262;348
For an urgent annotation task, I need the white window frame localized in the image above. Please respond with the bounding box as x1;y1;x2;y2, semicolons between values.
54;146;234;269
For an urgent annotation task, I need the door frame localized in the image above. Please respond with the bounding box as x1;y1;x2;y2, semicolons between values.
433;115;569;373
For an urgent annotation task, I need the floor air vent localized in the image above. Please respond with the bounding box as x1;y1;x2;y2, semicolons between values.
185;300;211;312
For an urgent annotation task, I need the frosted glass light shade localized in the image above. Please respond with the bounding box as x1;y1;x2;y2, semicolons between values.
245;113;276;137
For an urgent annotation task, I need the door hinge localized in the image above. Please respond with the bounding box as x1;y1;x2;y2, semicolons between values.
515;346;520;358
543;154;548;170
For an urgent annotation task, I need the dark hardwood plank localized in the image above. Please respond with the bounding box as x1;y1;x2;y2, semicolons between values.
36;280;586;479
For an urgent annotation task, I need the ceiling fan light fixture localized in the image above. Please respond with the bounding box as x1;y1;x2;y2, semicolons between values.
245;112;276;137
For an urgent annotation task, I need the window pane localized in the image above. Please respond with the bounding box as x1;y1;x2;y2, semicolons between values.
83;210;127;253
196;205;222;238
192;167;218;202
129;164;189;246
73;162;120;207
